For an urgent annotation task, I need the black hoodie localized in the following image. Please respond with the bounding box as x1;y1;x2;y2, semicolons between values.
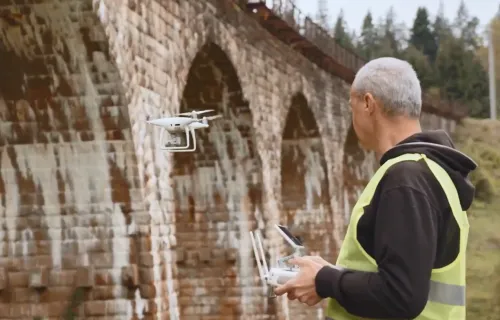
315;129;477;319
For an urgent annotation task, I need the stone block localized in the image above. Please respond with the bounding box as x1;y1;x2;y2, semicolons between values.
121;264;139;288
29;267;49;290
199;249;211;263
175;249;185;263
0;267;7;290
226;248;238;262
75;266;95;288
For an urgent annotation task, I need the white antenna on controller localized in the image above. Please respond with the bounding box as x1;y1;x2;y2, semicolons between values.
250;231;275;297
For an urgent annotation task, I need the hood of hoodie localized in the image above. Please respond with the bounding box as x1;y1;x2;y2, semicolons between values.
380;129;478;210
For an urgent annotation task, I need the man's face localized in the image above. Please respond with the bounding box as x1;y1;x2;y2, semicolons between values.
349;88;375;150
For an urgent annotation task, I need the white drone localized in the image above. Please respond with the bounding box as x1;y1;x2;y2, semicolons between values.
147;109;222;152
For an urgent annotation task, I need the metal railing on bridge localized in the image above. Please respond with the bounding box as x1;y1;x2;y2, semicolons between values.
246;0;365;73
242;0;468;119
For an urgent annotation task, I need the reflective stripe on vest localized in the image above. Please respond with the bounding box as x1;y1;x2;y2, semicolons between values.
325;153;469;320
429;279;465;306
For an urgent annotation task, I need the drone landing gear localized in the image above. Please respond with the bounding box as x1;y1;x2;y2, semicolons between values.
160;127;197;152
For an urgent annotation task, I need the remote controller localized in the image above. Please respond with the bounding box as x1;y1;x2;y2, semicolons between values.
250;224;304;297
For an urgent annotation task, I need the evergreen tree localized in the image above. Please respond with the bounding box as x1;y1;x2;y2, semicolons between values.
435;28;489;117
333;9;354;50
453;0;469;35
376;7;402;57
404;45;435;89
462;16;481;50
316;0;330;30
357;11;378;60
433;1;451;46
410;7;437;61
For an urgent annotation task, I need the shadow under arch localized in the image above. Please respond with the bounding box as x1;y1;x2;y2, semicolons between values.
280;93;335;255
280;93;334;317
171;42;272;318
342;124;377;223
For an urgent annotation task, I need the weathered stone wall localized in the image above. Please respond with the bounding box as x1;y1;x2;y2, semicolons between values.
0;0;458;319
0;1;147;319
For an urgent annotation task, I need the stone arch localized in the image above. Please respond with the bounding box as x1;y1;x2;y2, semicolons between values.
342;124;377;222
177;31;252;114
280;93;334;255
172;42;270;318
0;6;146;319
280;93;334;317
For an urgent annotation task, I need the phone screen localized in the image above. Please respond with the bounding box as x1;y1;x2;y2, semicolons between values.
277;225;303;246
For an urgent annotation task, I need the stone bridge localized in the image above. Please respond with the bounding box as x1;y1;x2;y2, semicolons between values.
0;0;461;319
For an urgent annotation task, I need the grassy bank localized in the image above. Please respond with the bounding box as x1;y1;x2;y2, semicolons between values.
454;118;500;319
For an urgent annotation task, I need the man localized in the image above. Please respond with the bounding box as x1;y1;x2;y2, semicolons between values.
274;57;477;320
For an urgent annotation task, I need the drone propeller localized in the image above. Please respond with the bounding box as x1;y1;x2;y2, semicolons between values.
177;109;214;117
201;114;222;125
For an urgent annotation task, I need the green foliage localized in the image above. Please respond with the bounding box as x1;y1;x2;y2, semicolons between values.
333;10;355;51
63;287;86;320
357;12;377;60
410;7;437;61
454;119;500;319
314;0;491;118
455;118;500;203
404;45;435;88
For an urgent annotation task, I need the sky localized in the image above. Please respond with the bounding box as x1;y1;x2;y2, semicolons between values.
288;0;499;35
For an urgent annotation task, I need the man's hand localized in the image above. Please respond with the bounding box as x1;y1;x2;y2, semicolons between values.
274;256;327;306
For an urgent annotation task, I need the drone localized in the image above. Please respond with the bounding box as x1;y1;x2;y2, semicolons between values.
250;224;305;298
146;109;222;152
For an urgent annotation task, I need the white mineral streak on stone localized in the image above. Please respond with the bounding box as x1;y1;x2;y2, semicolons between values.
0;0;131;288
48;1;129;275
14;145;62;268
172;84;257;315
91;1;173;318
281;138;327;228
1;146;19;257
343;188;351;223
343;145;376;222
21;229;33;259
299;140;326;212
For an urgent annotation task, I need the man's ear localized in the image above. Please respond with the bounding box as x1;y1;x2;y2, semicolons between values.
363;93;375;114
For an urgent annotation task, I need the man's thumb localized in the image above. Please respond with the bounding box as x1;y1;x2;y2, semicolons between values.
288;256;306;266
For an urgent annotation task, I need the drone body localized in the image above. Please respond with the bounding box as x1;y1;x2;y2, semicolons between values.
147;109;222;152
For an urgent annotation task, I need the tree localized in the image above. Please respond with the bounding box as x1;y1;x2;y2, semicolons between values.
376;7;406;57
316;0;329;30
404;45;435;89
462;16;482;50
409;7;437;61
477;15;500;117
333;9;354;50
453;0;469;35
433;1;452;51
435;35;489;118
357;11;379;60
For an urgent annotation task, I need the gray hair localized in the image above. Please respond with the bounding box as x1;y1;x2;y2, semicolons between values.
352;57;422;118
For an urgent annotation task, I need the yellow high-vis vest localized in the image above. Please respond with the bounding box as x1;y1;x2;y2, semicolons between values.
326;153;468;320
